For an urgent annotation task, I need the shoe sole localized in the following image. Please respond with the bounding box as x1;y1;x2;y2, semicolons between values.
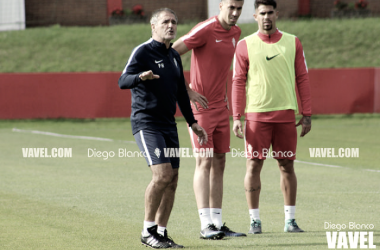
199;233;225;240
224;234;247;237
248;231;262;234
141;242;170;249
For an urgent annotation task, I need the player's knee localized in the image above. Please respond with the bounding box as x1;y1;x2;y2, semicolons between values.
214;153;226;163
212;153;226;172
152;164;175;186
278;159;294;173
196;156;213;170
246;159;263;174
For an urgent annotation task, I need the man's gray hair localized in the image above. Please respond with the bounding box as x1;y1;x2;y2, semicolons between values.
150;8;178;25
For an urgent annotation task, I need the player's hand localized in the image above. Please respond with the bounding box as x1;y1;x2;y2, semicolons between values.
225;95;229;110
187;84;208;111
296;116;311;137
191;123;208;146
233;120;244;139
139;70;160;81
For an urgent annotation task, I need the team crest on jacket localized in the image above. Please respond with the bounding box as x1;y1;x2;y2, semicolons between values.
154;148;161;158
173;58;178;68
232;37;236;48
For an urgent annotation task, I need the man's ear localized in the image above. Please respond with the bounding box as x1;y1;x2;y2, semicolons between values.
151;23;155;33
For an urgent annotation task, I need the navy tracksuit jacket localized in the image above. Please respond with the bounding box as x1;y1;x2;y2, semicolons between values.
118;38;196;135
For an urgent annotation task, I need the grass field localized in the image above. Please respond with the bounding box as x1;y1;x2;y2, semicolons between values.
1;18;380;73
1;115;379;249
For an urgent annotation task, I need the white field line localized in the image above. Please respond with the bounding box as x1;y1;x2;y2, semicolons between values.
295;160;379;173
294;160;346;169
12;128;136;144
363;169;380;173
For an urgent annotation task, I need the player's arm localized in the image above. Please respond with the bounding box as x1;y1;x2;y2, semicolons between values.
294;37;312;137
118;48;159;89
176;56;198;127
184;77;209;110
172;38;209;110
176;58;208;144
118;69;142;89
225;80;229;110
172;39;190;56
232;40;249;139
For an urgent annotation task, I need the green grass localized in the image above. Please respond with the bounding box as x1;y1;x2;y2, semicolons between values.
1;18;380;73
1;116;379;249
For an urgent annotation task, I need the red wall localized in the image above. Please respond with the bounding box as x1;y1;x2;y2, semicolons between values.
374;68;380;113
309;68;375;114
0;68;379;119
107;0;122;17
0;72;128;119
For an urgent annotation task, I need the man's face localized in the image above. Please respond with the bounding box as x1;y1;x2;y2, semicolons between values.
219;0;244;27
152;11;177;43
254;4;278;34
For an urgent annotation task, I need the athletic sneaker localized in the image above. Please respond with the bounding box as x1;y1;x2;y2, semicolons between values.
248;219;262;234
220;223;247;237
164;229;184;248
200;224;225;240
141;225;171;248
284;219;304;233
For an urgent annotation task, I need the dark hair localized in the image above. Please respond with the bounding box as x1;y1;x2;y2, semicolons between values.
254;0;277;9
150;8;178;25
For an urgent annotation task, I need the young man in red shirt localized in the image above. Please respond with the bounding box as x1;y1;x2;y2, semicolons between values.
232;0;312;234
173;0;246;240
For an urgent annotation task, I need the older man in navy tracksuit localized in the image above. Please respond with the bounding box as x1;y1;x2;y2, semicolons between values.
118;8;207;249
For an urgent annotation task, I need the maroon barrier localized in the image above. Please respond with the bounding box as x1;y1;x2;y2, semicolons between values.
107;0;123;17
308;68;375;114
0;68;379;119
374;68;380;113
0;72;129;119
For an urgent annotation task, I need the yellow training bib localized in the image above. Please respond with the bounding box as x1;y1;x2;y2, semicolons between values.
245;31;298;113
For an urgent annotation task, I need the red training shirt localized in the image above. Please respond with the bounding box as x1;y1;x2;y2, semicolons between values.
181;16;241;111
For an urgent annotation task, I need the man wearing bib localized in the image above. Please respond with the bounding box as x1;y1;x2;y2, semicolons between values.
232;0;312;234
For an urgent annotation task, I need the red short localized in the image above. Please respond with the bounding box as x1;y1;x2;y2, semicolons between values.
189;107;230;154
244;121;297;160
